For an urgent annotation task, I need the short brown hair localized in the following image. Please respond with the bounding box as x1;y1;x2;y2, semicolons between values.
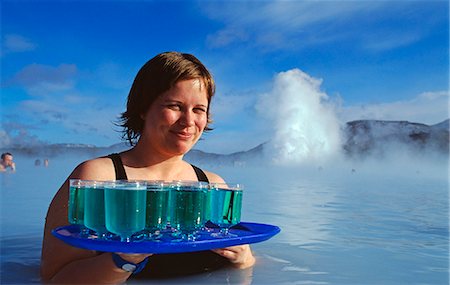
118;52;215;145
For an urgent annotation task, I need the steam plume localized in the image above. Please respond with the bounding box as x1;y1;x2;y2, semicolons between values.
257;69;342;164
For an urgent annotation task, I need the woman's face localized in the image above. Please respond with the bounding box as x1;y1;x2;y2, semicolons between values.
141;78;209;156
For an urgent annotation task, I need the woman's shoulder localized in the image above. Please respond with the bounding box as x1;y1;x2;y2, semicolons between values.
203;169;226;184
71;155;116;180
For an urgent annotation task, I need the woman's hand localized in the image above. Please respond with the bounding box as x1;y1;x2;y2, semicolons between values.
115;253;153;264
212;244;255;269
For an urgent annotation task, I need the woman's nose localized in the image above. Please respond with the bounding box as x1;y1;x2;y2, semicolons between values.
179;110;195;126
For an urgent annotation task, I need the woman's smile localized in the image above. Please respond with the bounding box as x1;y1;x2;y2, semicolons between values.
171;129;194;140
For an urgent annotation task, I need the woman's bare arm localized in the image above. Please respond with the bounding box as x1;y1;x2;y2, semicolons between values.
40;158;149;284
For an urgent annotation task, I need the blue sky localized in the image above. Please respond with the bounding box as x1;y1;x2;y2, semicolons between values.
1;0;448;153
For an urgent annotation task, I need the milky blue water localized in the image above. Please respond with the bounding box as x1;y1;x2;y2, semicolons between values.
1;153;448;284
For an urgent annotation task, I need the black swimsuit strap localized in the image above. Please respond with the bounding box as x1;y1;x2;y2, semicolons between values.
191;164;209;183
107;153;208;183
107;153;128;180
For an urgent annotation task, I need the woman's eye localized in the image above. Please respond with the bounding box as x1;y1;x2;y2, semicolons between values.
194;107;207;113
165;103;206;113
167;104;181;110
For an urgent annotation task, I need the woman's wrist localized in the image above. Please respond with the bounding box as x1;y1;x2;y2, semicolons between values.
111;253;150;274
114;253;152;264
233;254;256;269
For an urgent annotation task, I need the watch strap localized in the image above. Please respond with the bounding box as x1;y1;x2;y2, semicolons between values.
111;253;149;274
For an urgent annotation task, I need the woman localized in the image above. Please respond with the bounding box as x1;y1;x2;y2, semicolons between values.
40;52;255;284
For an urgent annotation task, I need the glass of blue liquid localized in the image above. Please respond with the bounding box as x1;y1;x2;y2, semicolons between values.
84;180;111;240
144;180;170;241
105;180;147;242
68;179;90;237
208;183;243;238
170;180;209;241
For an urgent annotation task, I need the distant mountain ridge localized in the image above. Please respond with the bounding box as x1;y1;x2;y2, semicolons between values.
343;119;449;157
2;119;448;163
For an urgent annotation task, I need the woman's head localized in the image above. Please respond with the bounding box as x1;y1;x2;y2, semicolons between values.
119;52;215;145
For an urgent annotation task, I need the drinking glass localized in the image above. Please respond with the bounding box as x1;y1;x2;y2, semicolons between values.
68;179;90;237
208;183;243;238
170;180;209;241
84;180;110;239
105;180;147;242
145;180;170;240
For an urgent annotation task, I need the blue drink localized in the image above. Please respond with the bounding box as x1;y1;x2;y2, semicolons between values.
171;181;208;240
209;183;243;238
84;181;108;238
209;189;243;227
105;181;147;242
145;181;170;237
68;179;86;226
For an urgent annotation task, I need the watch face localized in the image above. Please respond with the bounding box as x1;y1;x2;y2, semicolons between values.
122;263;137;272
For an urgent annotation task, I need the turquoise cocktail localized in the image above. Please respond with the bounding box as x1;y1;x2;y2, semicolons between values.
84;181;110;239
170;181;209;241
145;180;170;240
105;181;147;242
208;183;243;238
68;179;90;237
68;179;85;225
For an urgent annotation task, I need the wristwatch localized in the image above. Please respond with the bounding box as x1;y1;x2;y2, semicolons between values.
111;253;149;274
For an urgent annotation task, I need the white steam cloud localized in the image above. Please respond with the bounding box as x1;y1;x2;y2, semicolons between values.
257;69;342;164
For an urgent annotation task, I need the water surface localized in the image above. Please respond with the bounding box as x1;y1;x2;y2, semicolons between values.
1;154;448;284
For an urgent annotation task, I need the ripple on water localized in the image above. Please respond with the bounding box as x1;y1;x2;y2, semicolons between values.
1;234;42;284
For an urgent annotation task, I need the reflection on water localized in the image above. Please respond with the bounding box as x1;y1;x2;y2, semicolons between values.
0;155;448;284
213;163;449;285
1;235;42;284
130;266;254;285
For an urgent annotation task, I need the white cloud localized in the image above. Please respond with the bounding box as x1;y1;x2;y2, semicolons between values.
2;34;36;53
209;92;255;124
20;100;68;121
202;1;440;52
0;122;44;148
10;97;120;147
0;129;12;148
362;31;422;52
338;90;449;125
91;62;132;90
3;61;126;146
207;27;249;48
203;1;384;50
7;63;77;96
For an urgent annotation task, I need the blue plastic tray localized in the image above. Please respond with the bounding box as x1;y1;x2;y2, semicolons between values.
52;222;281;254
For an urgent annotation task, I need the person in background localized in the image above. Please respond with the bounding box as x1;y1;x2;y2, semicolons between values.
40;51;255;284
0;152;16;172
